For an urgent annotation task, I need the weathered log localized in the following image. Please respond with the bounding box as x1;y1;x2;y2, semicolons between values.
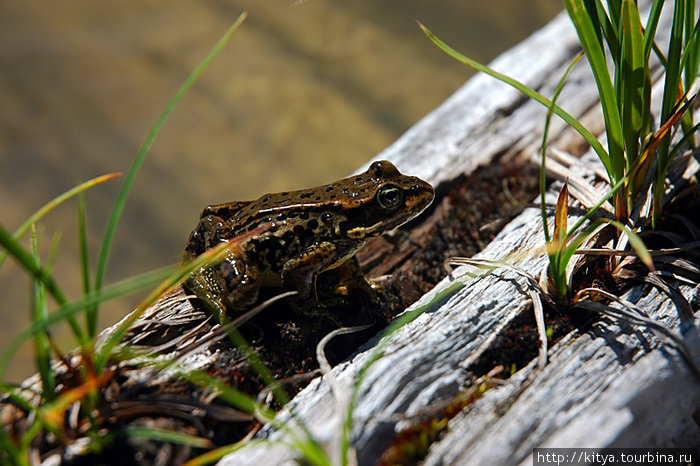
6;4;699;465
220;7;700;466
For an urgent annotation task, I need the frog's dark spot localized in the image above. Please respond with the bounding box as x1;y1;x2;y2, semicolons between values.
276;213;287;221
325;186;334;192
307;219;319;230
265;217;272;223
266;249;279;266
300;192;313;199
315;196;322;201
299;211;309;220
343;188;349;193
281;192;289;196
355;177;363;181
283;230;295;243
321;213;333;223
294;225;305;236
287;212;298;219
330;194;337;199
263;195;271;202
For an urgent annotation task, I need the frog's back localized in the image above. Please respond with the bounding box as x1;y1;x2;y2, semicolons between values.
201;201;252;220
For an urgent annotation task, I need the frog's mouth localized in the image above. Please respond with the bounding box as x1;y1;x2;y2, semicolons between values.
345;208;428;239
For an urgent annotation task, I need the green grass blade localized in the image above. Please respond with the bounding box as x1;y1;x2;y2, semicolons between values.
417;21;614;180
683;2;700;75
669;121;700;159
565;0;626;184
0;173;121;270
565;218;653;272
681;15;700;145
592;0;620;65
180;368;329;465
93;12;248;300
345;280;464;466
654;0;687;224
604;219;654;270
541;52;585;243
218;314;291;405
0;383;38;411
0;265;174;379
94;238;238;371
603;0;621;35
621;0;651;169
77;193;96;337
659;0;686;151
644;0;666;62
565;173;628;239
180;369;326;464
0;223;86;346
183;370;267;419
184;439;268;466
121;427;213;449
30;227;56;401
0;428;24;466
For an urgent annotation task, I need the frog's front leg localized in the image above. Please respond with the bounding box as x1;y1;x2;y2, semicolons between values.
281;241;338;302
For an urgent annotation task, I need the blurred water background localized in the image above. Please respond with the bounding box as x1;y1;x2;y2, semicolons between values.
0;0;561;381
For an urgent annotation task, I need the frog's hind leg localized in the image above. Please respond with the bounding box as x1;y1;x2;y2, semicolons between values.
186;251;261;318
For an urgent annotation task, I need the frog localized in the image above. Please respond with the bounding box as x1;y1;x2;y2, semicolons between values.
183;160;434;316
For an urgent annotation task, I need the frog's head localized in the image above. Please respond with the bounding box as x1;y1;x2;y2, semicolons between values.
340;160;434;239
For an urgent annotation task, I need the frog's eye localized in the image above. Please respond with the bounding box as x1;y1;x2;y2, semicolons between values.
376;185;403;210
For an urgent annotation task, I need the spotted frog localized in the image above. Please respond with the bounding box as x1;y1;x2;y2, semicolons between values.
183;160;434;315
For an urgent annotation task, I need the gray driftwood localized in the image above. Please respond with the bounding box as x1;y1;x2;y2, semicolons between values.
221;7;700;466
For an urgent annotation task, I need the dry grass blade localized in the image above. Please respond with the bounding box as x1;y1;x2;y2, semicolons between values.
316;324;370;466
632;79;700;196
109;291;299;405
544;154;612;212
578;241;700;258
448;257;552;369
173;291;298;359
39;368;113;429
651;255;700;279
667;213;700;240
447;257;552;304
574;288;700;377
641;273;694;323
529;289;548;369
553;182;569;246
0;172;122;269
112;399;253;422
316;325;373;377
